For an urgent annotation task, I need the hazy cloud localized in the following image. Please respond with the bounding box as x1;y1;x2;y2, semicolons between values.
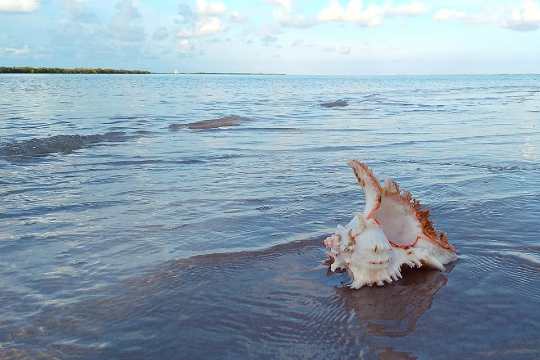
177;16;224;38
114;0;140;20
434;0;540;32
229;11;245;23
62;0;99;23
279;14;316;28
261;34;278;46
267;0;426;29
178;3;196;23
195;16;223;35
177;39;194;53
153;27;169;41
386;2;427;16
433;9;490;24
0;0;39;13
266;0;292;13
337;45;351;55
196;0;226;16
109;0;145;42
504;0;540;31
318;0;426;27
0;44;30;55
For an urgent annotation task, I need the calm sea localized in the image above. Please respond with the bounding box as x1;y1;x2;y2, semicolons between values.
1;74;539;359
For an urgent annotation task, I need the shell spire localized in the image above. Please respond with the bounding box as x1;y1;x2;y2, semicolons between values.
324;161;457;289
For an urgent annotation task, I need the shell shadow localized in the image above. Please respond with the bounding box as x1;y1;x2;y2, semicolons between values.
334;264;455;337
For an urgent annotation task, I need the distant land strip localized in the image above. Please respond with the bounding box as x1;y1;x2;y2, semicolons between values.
0;67;150;74
0;67;285;75
158;72;286;75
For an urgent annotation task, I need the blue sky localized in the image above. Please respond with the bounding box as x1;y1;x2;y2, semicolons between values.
1;0;539;74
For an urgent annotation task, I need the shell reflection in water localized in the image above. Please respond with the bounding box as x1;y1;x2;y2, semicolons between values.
335;266;451;337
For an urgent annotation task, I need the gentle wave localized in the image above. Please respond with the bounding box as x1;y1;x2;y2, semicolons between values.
380;158;540;173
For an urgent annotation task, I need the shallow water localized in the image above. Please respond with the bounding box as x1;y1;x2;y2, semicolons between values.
0;74;539;359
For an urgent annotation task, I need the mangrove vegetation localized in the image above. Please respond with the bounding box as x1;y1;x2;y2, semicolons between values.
0;67;151;74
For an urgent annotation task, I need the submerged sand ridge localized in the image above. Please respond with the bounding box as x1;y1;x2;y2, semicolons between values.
0;132;130;160
321;99;348;108
168;115;250;130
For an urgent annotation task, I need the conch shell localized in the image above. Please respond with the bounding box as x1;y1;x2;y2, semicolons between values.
324;160;457;289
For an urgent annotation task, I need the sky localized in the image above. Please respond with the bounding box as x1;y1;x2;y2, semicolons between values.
0;0;539;74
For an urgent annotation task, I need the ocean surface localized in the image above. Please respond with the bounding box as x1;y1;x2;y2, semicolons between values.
0;74;539;359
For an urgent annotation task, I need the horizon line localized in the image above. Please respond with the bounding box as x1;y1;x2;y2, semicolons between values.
1;66;539;77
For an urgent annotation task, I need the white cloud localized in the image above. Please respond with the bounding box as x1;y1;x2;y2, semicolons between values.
177;16;224;38
268;1;422;29
173;1;244;55
195;0;226;16
196;16;223;35
434;0;540;31
0;45;30;55
0;0;39;12
267;0;316;28
504;0;540;31
176;1;231;40
318;0;426;27
318;0;383;26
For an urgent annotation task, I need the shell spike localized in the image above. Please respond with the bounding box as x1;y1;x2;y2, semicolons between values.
347;160;382;219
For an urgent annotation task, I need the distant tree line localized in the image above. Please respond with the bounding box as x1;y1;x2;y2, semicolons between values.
0;67;151;74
